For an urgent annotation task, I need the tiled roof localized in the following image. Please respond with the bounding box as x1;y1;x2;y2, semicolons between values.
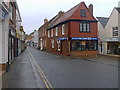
49;2;81;28
97;17;109;27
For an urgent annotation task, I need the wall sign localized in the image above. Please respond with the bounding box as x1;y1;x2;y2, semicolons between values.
58;37;67;40
71;37;98;40
0;8;7;20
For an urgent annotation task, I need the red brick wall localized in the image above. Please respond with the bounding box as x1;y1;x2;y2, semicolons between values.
70;2;96;21
70;51;97;57
70;22;97;37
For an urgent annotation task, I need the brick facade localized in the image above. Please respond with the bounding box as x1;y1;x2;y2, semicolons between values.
38;2;98;57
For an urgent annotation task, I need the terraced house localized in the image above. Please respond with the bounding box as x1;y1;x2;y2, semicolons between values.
0;0;24;72
39;2;98;57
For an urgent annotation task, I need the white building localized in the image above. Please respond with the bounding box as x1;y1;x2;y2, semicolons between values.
16;3;22;55
34;30;39;48
97;7;120;55
0;1;9;72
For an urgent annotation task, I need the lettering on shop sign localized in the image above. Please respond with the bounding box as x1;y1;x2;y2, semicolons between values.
58;37;67;40
71;37;98;40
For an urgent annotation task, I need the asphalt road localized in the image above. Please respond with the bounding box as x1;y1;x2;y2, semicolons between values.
28;47;118;88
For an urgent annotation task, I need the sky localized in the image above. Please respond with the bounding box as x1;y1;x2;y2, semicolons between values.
17;0;119;34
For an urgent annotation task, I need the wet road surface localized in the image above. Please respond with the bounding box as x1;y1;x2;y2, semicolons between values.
2;47;119;88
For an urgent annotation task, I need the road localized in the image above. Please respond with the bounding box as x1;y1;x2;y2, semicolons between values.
28;47;118;88
2;47;119;88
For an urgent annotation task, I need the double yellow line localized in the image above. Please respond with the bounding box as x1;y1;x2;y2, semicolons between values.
28;50;53;90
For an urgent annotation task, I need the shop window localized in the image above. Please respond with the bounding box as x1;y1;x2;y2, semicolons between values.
80;23;90;32
71;40;97;51
80;9;86;17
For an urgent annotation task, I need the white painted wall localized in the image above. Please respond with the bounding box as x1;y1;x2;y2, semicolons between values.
98;8;120;55
0;15;9;64
34;30;39;47
98;21;105;54
105;8;119;39
0;19;2;64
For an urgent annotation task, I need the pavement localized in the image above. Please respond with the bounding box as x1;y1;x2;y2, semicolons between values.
2;49;44;88
2;47;119;89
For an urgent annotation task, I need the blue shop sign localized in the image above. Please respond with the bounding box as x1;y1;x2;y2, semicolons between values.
71;37;98;40
58;37;67;40
0;8;7;20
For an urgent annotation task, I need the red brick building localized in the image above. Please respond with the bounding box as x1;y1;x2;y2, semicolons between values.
39;2;98;57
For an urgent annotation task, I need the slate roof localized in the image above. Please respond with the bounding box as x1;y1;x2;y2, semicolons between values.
97;17;109;27
51;3;80;27
115;7;120;13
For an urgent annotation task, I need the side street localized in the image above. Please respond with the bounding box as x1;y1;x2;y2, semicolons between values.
0;0;120;89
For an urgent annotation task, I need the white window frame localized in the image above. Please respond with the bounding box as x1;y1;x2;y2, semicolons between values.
56;27;58;36
51;29;53;37
112;27;119;37
48;30;50;37
45;29;46;35
57;40;61;51
62;24;65;35
52;40;54;48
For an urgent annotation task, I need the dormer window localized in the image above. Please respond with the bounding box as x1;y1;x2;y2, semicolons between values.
81;9;86;17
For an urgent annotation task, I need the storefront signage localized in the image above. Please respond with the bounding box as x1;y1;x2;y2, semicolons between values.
0;8;7;20
58;37;67;40
71;37;98;40
105;38;119;42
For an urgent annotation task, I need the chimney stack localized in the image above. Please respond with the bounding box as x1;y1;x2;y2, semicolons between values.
88;4;93;15
58;11;64;17
44;18;48;24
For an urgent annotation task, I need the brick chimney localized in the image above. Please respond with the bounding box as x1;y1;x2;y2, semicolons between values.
88;4;93;15
58;11;64;17
44;18;48;24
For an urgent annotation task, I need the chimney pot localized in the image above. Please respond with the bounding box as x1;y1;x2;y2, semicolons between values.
44;18;48;24
58;11;64;17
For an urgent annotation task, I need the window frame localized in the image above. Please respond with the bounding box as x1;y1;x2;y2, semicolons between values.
80;9;86;17
51;29;53;37
112;27;119;37
52;40;54;48
80;22;90;32
48;30;50;38
62;24;65;35
56;27;58;36
71;40;98;51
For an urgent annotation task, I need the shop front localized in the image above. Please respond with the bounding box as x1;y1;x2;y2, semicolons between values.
106;38;120;55
107;42;120;55
70;37;98;57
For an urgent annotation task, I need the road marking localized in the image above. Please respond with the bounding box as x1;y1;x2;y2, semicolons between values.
28;50;53;90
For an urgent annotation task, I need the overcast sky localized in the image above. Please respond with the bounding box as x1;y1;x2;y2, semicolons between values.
17;0;119;34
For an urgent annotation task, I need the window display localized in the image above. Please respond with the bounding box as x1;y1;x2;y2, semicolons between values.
71;40;97;51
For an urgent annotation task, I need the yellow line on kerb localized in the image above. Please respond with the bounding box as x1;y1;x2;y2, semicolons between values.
29;51;53;90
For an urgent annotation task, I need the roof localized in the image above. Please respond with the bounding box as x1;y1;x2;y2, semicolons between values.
115;7;120;13
49;2;81;28
97;17;109;27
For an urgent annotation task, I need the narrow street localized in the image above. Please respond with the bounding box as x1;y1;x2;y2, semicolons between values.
2;47;118;88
